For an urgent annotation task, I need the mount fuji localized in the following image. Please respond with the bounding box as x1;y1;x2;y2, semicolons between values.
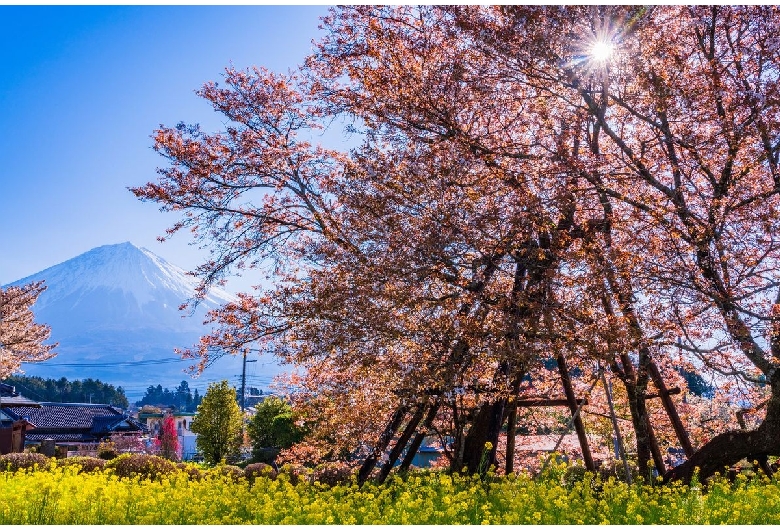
5;242;281;402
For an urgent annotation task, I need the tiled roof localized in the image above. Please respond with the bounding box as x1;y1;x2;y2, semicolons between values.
0;383;41;407
25;432;98;442
4;403;142;433
0;395;41;407
90;415;146;434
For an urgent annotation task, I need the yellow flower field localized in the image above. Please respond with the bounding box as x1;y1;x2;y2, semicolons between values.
1;461;778;524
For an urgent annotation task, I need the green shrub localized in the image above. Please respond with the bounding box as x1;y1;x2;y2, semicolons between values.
598;460;639;483
96;441;118;460
562;465;591;488
0;452;50;472
313;461;355;487
106;453;177;480
279;463;312;486
176;462;205;481
58;456;106;473
206;464;245;483
244;462;277;483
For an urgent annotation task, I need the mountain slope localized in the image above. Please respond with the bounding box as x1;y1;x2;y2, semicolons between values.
5;242;280;401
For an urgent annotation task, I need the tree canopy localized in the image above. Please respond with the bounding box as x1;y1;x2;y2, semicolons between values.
190;380;242;465
247;396;304;463
0;281;56;378
136;381;200;412
2;375;129;408
133;6;780;483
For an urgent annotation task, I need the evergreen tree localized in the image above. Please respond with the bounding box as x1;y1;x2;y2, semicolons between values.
136;382;198;411
1;375;129;408
247;396;304;463
190;380;242;465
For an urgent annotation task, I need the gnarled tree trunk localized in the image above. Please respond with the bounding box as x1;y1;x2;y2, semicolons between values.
666;378;780;483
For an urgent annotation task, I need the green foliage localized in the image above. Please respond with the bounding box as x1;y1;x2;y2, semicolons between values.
135;380;201;411
247;396;304;463
59;456;106;473
0;453;50;472
1;375;129;408
278;463;312;486
96;441;118;460
190;380;243;465
106;453;177;481
206;464;245;483
176;462;205;481
244;462;277;483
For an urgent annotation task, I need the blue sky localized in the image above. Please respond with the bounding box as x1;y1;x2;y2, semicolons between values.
0;5;330;292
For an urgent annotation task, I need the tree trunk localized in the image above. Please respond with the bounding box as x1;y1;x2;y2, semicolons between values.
623;375;653;478
615;350;666;479
454;396;509;475
665;379;780;483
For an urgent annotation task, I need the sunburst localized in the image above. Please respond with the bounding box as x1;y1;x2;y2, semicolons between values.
589;39;614;64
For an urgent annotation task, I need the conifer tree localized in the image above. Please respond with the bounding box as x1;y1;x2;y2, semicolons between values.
190;380;242;464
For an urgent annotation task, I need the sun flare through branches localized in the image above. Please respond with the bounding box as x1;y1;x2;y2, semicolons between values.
589;39;614;63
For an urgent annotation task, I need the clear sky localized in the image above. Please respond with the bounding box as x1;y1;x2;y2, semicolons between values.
0;5;331;292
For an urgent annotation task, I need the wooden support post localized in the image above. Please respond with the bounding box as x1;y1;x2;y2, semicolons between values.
647;359;695;457
601;370;632;484
399;401;440;472
358;406;408;485
505;402;518;475
645;414;667;477
557;353;595;471
503;376;523;475
378;403;427;483
515;397;589;407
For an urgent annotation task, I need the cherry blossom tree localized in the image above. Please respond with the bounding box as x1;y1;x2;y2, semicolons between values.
133;5;780;483
0;281;56;378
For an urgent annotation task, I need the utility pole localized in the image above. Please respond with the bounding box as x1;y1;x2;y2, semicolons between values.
241;348;248;414
240;348;257;447
240;348;257;414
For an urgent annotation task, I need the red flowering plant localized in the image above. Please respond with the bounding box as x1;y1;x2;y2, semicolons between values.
154;415;181;461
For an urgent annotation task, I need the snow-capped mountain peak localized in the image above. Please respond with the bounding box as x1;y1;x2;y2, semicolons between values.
9;242;235;319
3;242;274;401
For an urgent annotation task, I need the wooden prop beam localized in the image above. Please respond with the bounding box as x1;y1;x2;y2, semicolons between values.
516;397;589;407
557;353;596;471
647;360;695;457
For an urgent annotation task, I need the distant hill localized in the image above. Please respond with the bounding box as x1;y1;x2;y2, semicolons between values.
5;242;281;400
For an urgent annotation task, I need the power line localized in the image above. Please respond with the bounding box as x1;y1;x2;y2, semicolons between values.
24;358;279;368
23;357;193;368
